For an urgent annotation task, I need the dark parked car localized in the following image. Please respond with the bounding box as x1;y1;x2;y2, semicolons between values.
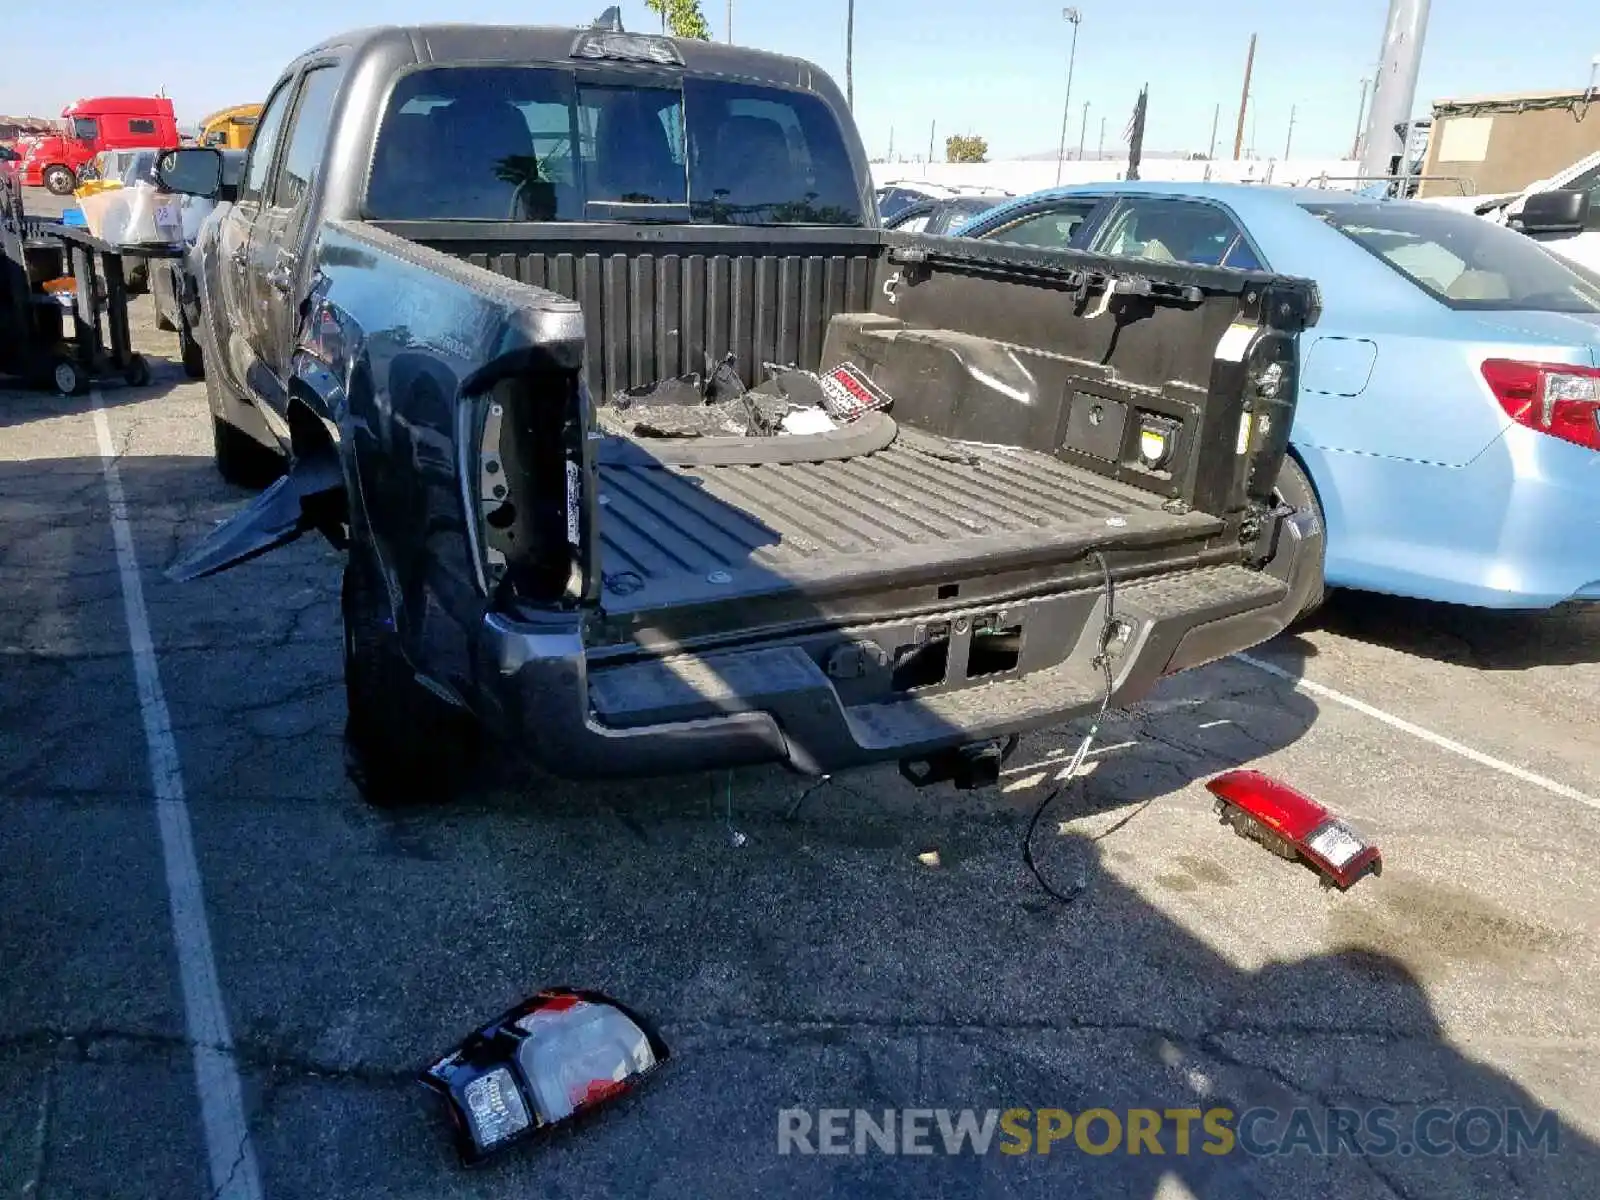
150;149;246;376
156;19;1319;808
0;144;22;227
882;193;1010;235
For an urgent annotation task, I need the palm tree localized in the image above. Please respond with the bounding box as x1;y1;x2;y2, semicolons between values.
846;0;855;110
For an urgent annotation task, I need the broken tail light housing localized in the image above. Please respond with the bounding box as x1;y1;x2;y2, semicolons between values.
1481;358;1600;452
423;989;670;1165
1205;769;1382;890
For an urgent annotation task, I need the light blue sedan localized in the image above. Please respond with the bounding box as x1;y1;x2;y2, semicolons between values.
956;182;1600;611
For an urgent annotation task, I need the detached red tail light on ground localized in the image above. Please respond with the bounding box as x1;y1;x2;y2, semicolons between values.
1205;770;1383;891
423;989;670;1165
1481;359;1600;452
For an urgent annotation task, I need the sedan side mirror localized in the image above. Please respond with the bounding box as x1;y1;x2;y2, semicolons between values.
1516;188;1593;236
157;147;224;200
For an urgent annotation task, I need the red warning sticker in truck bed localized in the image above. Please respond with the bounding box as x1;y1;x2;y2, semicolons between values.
820;362;893;421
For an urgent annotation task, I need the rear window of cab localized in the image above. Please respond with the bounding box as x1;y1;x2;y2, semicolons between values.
366;65;863;226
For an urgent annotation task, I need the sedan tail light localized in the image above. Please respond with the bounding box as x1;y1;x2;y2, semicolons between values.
1480;358;1600;451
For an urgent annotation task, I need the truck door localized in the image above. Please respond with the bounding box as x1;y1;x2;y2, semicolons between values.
215;75;297;393
245;63;343;401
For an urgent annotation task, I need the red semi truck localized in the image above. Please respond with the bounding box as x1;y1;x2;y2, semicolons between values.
19;96;179;194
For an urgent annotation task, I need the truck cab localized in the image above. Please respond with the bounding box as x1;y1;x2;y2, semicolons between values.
19;96;179;195
197;104;262;151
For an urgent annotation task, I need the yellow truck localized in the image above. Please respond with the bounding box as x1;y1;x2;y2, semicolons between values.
196;103;261;150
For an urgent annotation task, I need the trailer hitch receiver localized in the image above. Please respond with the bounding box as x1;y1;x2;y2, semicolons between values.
899;735;1020;790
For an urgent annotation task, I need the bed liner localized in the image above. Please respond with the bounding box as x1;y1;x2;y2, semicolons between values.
593;416;1221;619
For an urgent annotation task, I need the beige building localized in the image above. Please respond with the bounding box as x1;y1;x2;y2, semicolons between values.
1417;88;1600;198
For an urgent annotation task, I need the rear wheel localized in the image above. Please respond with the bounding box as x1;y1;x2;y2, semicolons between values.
42;165;75;195
1274;454;1327;622
342;539;480;808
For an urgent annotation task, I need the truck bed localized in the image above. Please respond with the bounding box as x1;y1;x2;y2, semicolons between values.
590;422;1218;634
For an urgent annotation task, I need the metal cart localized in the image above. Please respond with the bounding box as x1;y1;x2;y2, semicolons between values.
0;211;183;396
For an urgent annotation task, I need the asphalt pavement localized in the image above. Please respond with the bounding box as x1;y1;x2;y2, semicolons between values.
3;187;1599;1199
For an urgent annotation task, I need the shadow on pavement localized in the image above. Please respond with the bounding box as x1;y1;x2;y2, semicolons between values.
1308;590;1600;670
0;348;192;430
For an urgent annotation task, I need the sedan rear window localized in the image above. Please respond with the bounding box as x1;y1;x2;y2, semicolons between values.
1304;202;1600;313
366;66;862;226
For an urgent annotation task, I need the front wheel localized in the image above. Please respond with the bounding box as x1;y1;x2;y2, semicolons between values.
178;319;204;379
42;165;76;195
342;541;480;809
123;353;151;388
1274;454;1327;623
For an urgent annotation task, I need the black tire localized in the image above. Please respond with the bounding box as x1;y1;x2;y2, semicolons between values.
211;411;285;489
42;165;75;195
1274;454;1327;622
178;319;205;378
342;540;479;808
123;353;151;387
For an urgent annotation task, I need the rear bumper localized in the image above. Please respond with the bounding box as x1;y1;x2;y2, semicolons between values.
1311;427;1600;609
475;510;1321;780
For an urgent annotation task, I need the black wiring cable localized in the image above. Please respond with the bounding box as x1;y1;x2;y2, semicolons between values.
1022;550;1122;904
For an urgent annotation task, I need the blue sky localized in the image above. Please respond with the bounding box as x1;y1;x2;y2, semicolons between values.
2;0;1595;160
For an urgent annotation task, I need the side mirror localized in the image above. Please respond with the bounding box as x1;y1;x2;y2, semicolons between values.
1516;188;1592;236
157;147;224;199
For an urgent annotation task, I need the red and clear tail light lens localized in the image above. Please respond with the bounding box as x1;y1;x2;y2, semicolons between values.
1481;358;1600;451
1205;769;1383;890
424;989;669;1164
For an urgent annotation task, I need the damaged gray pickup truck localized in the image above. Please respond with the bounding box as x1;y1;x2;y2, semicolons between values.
156;17;1323;806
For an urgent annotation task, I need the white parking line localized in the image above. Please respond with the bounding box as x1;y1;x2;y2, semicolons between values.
1236;651;1600;811
92;395;264;1200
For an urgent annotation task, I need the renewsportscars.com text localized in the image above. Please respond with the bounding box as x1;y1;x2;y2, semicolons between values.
777;1106;1560;1158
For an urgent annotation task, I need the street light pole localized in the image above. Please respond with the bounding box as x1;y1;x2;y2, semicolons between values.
846;0;855;110
1054;8;1083;185
1098;114;1106;159
1077;100;1090;160
726;0;733;43
1284;103;1297;159
1351;77;1370;157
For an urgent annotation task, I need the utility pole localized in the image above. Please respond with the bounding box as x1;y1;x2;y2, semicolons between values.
726;0;732;42
1232;32;1256;160
1097;114;1106;159
1208;102;1220;159
1077;100;1090;160
846;0;855;110
1284;103;1297;159
928;120;936;166
887;125;895;162
1351;77;1370;157
1360;0;1433;180
1054;8;1083;185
